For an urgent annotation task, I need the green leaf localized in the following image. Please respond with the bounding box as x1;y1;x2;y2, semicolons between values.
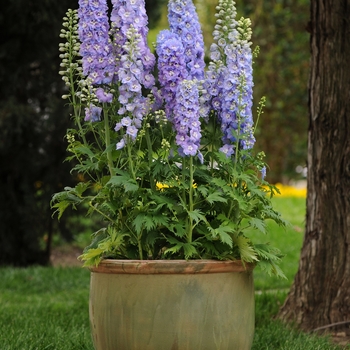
217;229;233;247
197;185;209;197
124;180;139;192
83;228;108;251
248;217;266;234
188;209;207;224
183;243;198;259
164;237;184;256
258;260;287;279
75;145;96;159
133;214;146;234
150;194;176;208
75;181;90;196
254;243;284;262
51;200;71;220
79;248;104;267
206;192;227;205
168;223;187;238
233;236;259;263
107;175;139;192
209;225;233;247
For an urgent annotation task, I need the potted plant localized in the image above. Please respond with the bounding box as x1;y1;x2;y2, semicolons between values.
53;0;286;348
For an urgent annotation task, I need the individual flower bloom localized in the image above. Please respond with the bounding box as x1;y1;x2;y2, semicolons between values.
116;138;125;150
261;166;266;180
197;151;204;164
126;125;138;140
182;142;198;156
84;104;102;122
219;144;234;157
151;87;163;111
78;0;116;85
121;116;132;127
167;0;205;80
95;88;113;103
114;122;123;131
143;73;155;89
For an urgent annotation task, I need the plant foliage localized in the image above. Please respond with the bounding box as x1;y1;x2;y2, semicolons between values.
52;0;287;278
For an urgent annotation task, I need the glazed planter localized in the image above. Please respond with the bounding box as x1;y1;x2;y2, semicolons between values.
89;259;255;350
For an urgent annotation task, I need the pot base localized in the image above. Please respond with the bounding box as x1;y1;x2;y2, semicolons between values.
89;260;255;350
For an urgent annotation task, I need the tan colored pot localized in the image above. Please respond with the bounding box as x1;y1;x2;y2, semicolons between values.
89;259;255;350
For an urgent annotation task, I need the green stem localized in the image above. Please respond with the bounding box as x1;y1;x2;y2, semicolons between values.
103;107;115;177
127;140;136;181
188;156;194;243
88;202;114;223
67;53;87;147
234;93;243;172
145;128;155;191
138;231;144;260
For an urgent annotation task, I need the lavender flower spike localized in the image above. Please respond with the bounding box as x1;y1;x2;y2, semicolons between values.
167;0;205;80
156;30;187;122
114;25;154;149
78;0;116;85
111;0;156;86
205;0;255;156
173;79;202;157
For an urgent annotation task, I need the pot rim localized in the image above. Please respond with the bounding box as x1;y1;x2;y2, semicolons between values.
89;259;255;275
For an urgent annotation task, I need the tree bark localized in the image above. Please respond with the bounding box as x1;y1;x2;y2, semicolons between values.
278;0;350;330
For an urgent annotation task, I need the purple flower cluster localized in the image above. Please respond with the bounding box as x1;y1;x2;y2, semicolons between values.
234;43;255;150
173;80;202;158
114;116;139;149
156;1;206;157
78;0;116;85
110;0;156;149
204;0;255;156
156;30;188;122
111;0;155;85
167;0;205;80
114;26;155;148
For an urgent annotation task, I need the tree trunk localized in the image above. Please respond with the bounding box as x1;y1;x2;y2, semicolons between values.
278;0;350;330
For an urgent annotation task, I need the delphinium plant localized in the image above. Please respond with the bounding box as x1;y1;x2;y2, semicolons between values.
52;0;287;277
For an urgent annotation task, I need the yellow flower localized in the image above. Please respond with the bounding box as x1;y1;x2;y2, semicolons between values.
274;183;306;198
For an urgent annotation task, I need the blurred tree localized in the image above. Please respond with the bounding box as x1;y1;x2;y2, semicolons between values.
197;0;310;183
0;0;78;266
278;0;350;330
0;0;164;266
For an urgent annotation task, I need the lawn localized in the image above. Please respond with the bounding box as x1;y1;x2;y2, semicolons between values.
0;194;347;349
252;195;306;290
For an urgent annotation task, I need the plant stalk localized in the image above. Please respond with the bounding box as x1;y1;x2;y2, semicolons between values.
188;156;194;243
103;107;115;177
145;127;155;191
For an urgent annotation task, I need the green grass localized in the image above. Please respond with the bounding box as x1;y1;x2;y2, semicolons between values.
0;196;345;349
0;264;345;349
0;267;93;350
252;196;306;290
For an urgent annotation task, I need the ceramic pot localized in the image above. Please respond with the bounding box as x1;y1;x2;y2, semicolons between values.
89;259;255;350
